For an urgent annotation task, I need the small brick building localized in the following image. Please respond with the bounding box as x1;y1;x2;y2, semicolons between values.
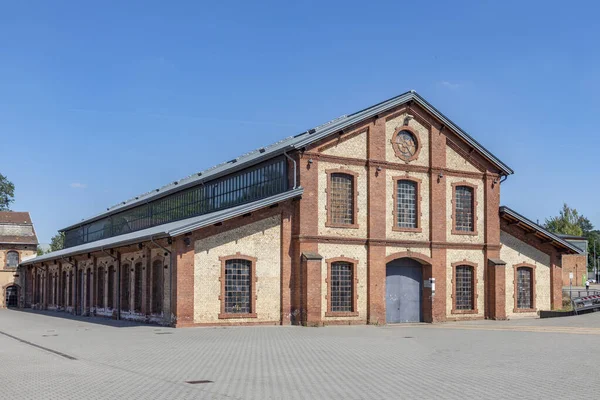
1;212;38;308
19;91;582;326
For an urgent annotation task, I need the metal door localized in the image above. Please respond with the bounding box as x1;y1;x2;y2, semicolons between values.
386;258;423;323
5;286;18;307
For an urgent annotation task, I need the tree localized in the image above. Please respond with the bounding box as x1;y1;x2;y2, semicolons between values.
0;173;15;211
543;203;585;237
36;247;45;256
49;232;65;252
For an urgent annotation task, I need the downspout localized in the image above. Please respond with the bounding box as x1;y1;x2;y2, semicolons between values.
499;174;508;184
100;247;120;320
150;236;172;326
283;151;297;189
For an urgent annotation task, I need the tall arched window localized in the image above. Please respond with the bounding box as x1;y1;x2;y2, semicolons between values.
61;271;67;307
454;185;475;232
6;251;19;268
396;180;418;229
516;266;534;310
134;262;142;313
107;266;115;309
121;264;130;311
97;266;105;309
151;260;163;314
327;172;357;227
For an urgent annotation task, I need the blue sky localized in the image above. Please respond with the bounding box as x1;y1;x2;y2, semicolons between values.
1;1;599;244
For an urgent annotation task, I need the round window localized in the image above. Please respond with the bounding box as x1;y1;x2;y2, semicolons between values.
394;130;418;161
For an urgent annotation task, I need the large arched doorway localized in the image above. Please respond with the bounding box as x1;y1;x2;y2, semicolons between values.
5;285;18;307
386;258;423;323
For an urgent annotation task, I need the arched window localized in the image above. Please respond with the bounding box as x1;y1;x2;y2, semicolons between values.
328;172;356;227
219;256;257;318
134;262;142;313
61;271;67;307
516;266;534;310
6;251;19;268
107;266;115;309
454;265;474;311
329;261;355;313
97;266;105;309
454;185;474;232
151;260;163;314
67;271;73;307
121;264;130;311
396;180;418;229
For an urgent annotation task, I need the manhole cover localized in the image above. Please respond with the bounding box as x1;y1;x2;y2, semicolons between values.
186;380;213;385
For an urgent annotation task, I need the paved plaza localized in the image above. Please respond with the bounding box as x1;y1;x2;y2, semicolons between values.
1;310;599;399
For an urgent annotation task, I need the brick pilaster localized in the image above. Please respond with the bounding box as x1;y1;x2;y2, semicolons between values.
302;253;323;326
173;236;195;327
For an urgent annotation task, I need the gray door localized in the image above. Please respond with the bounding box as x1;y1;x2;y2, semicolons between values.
386;258;423;323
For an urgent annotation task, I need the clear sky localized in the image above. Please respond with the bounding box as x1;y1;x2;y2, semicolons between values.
1;1;599;244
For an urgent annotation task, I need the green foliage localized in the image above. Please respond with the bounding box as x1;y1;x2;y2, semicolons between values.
0;173;15;211
36;247;44;256
49;232;65;252
543;203;585;236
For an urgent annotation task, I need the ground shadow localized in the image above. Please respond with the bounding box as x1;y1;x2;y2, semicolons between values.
9;308;174;329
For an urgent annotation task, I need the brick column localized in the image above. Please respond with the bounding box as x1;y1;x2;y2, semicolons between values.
367;117;387;324
484;173;502;319
430;124;447;322
297;153;320;324
280;205;293;325
302;253;323;326
173;236;195;327
550;251;562;310
487;259;507;320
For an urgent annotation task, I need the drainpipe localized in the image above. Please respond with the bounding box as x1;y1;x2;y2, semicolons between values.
499;174;508;184
283;151;297;189
150;236;172;326
100;247;120;320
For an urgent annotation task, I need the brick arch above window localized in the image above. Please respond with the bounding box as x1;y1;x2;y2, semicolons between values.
390;125;422;163
451;181;479;235
325;169;359;229
451;261;478;314
514;263;536;313
218;253;258;319
325;257;359;317
392;176;423;232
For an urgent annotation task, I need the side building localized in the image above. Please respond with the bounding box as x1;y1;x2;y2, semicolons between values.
1;212;38;308
18;91;582;326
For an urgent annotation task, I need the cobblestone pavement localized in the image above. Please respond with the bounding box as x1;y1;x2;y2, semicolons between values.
1;310;599;400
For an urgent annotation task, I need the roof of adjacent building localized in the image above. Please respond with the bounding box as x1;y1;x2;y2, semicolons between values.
20;188;303;266
0;211;38;245
557;233;587;241
499;206;582;254
61;90;514;232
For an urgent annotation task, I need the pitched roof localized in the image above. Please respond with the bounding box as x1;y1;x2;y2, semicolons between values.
499;206;582;254
21;188;302;265
62;90;513;231
0;211;38;245
0;211;33;225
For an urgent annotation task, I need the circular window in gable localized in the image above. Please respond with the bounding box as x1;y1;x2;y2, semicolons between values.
392;128;421;162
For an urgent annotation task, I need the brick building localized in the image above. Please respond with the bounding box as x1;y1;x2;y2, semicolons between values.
19;91;582;326
1;212;38;308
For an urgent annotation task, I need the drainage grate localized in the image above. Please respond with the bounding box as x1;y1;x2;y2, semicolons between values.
42;334;59;337
403;336;414;339
186;380;213;385
155;332;173;335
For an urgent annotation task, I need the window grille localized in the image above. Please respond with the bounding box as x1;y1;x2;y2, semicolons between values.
397;180;417;228
455;186;474;231
330;173;354;225
517;267;533;309
152;260;163;314
121;264;130;311
6;251;18;268
134;263;142;313
64;157;287;248
224;259;251;314
330;262;353;312
455;266;474;310
97;266;105;309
